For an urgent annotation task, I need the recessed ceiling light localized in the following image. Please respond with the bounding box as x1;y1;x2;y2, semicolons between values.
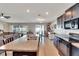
45;12;48;15
0;16;4;18
39;22;43;23
37;18;45;22
26;9;30;13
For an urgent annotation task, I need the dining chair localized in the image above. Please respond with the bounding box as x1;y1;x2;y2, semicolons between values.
10;34;14;41
3;38;9;44
0;37;7;56
11;37;14;41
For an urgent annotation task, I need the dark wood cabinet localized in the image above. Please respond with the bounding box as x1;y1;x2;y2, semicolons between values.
53;36;70;56
64;4;79;29
57;17;61;28
65;3;79;20
57;3;79;29
65;7;73;20
57;14;65;29
72;4;79;19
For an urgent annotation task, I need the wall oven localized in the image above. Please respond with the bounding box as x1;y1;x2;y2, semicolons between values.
64;20;71;29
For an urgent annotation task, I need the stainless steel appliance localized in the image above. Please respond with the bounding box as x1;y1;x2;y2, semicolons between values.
64;20;71;29
69;33;79;42
64;18;79;29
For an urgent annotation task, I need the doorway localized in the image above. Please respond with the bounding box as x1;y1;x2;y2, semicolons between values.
35;25;44;44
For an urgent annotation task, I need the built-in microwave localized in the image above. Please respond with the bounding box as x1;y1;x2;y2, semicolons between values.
64;20;71;29
64;18;79;29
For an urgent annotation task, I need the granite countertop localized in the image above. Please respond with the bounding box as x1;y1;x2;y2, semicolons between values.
55;34;79;48
55;34;70;42
71;43;79;48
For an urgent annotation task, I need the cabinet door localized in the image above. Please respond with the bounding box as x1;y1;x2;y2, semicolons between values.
57;15;64;29
61;14;65;28
72;4;79;19
53;36;60;48
71;45;79;56
59;42;69;56
65;8;73;20
57;17;61;28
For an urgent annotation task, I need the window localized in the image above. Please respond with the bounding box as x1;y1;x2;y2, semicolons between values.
12;25;28;34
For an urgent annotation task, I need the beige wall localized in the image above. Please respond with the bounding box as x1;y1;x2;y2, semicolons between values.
0;21;11;32
3;23;11;32
0;21;4;30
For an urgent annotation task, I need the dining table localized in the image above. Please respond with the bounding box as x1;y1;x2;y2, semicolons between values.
0;35;39;56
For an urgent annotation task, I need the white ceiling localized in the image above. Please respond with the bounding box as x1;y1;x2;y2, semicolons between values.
0;3;75;23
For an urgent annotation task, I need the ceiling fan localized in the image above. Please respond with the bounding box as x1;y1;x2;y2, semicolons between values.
0;13;11;19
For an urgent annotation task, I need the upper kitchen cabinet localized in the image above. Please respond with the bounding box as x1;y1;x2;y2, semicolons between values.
65;7;73;21
72;3;79;19
57;14;65;29
65;3;79;20
57;16;61;29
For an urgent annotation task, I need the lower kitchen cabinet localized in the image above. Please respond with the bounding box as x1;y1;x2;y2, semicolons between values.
53;35;79;56
53;36;71;56
71;45;79;56
53;36;60;49
59;39;70;56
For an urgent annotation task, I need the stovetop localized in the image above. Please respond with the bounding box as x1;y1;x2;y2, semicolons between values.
69;37;79;43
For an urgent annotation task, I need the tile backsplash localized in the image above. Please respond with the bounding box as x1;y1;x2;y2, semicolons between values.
54;29;79;35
